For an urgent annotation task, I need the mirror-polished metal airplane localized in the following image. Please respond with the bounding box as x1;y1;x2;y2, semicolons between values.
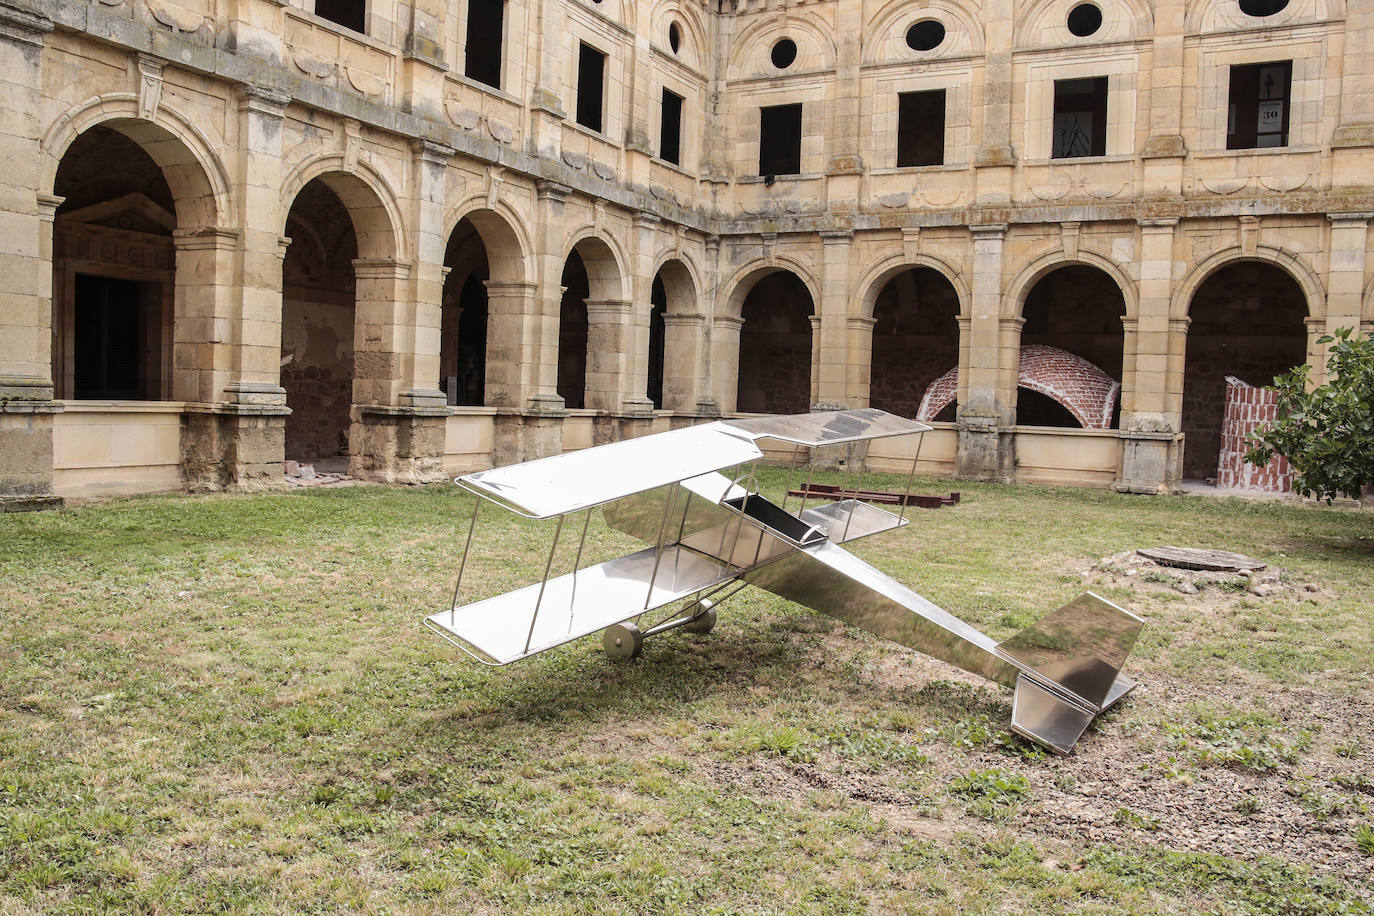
425;408;1142;753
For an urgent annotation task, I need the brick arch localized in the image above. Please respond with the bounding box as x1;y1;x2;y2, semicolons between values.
1006;250;1138;320
917;346;1120;428
43;96;232;230
1172;247;1321;321
855;254;968;320
280;158;403;262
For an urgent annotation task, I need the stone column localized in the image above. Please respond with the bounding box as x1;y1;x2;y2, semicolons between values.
956;224;1012;480
1321;212;1372;381
661;312;705;413
1332;1;1374;175
973;0;1014;206
181;85;293;492
814;230;853;407
824;0;864;211
526;0;568;160
1116;218;1183;493
844;315;876;407
584;298;634;411
711;314;743;413
0;2;61;509
620;213;660;418
1140;0;1187;196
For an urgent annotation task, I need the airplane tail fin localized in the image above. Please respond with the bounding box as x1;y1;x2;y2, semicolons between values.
997;593;1143;753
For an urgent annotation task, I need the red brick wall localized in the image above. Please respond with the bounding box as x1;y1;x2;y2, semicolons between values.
1216;376;1292;492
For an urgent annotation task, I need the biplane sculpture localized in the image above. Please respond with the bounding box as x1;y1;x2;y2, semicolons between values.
425;409;1143;753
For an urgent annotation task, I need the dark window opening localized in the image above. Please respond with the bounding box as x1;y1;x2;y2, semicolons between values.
464;0;504;89
73;274;161;400
906;20;945;52
668;22;681;53
770;38;797;69
1052;76;1107;158
660;89;683;165
1227;61;1291;150
314;0;365;33
576;43;606;133
558;252;589;410
897;89;946;167
759;103;803;177
648;276;667;409
1239;0;1288;16
1066;3;1102;37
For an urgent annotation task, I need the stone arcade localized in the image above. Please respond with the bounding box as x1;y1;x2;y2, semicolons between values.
0;0;1369;506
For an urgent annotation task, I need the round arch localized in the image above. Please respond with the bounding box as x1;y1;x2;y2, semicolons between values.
42;96;232;229
1171;247;1322;321
280;156;404;262
863;0;986;63
854;253;969;320
563;232;628;301
727;13;838;77
720;258;822;320
445;198;532;284
652;256;699;314
1005;249;1139;320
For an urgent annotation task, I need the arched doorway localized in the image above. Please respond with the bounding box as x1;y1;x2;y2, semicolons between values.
280;180;358;463
441;217;488;406
51;125;177;401
869;267;960;420
1182;262;1308;480
736;271;814;414
650;258;700;412
648;275;666;409
1017;265;1125;427
557;250;589;409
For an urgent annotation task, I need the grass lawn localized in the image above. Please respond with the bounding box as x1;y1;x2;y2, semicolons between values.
1;473;1372;914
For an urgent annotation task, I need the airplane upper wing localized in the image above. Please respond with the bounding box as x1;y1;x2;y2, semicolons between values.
724;408;931;446
458;421;762;518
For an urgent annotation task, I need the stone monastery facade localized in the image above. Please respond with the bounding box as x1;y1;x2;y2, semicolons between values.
1;0;1371;505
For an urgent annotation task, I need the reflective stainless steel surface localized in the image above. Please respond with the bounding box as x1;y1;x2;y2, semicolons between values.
459;422;761;519
725;408;932;446
431;409;1142;753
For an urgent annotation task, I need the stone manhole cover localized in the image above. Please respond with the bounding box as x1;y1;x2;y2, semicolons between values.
1136;546;1266;572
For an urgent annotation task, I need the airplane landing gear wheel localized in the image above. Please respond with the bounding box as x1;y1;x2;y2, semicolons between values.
683;599;717;634
603;622;643;659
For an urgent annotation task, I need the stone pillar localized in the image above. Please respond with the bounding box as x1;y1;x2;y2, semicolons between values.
711;314;743;413
526;0;568;160
824;0;864;211
1140;0;1187;196
844;315;876;407
1332;1;1374;172
621;213;660;415
1321;212;1371;381
815;230;853;407
973;0;1014;205
1117;218;1183;493
584;298;634;411
0;2;61;509
490;181;570;466
662;312;705;412
957;224;1012;480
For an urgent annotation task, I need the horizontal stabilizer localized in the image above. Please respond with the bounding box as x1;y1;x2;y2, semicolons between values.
996;592;1143;710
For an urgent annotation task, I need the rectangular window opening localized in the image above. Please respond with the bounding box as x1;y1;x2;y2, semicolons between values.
313;0;365;33
72;273;162;400
1227;61;1291;150
465;0;505;89
758;103;803;177
660;89;683;165
897;89;946;168
576;43;607;133
1051;77;1108;159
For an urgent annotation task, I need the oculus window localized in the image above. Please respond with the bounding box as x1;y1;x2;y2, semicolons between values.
1052;77;1107;158
1227;61;1291;149
758;103;803;177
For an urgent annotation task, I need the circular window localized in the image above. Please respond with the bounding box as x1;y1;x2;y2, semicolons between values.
905;19;945;52
668;22;681;53
1239;0;1288;16
770;38;797;69
1066;3;1102;36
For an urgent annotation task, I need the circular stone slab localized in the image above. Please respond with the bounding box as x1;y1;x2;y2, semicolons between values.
1137;546;1267;572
